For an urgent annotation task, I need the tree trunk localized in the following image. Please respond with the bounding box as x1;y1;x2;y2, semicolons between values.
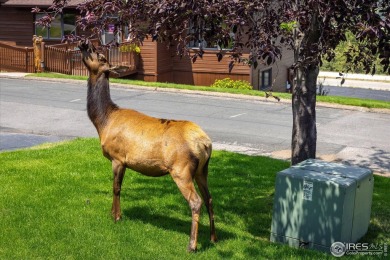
290;6;321;165
291;65;318;165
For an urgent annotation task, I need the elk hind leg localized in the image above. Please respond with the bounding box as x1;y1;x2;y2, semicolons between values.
195;159;217;242
171;165;202;252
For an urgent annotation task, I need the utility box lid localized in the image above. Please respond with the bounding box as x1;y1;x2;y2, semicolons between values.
270;159;373;252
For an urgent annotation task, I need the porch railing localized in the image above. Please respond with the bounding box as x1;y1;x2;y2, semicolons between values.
44;41;138;77
0;41;138;77
0;42;34;73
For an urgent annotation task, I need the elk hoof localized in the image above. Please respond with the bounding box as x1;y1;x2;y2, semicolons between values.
113;214;121;222
111;211;121;222
187;245;197;253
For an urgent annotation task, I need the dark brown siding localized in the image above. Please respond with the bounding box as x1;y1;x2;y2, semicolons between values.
156;42;173;82
172;51;250;86
136;38;157;81
0;7;34;46
136;38;250;86
136;40;174;83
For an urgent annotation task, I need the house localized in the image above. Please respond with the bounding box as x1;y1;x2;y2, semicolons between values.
0;0;293;92
0;0;84;46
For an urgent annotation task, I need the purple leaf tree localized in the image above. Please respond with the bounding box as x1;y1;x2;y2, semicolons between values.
36;0;390;165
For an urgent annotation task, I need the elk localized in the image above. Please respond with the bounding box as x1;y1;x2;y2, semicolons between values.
78;40;216;252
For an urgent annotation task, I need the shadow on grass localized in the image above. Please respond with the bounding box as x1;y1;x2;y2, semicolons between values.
207;152;289;238
91;145;389;254
114;151;291;243
123;206;230;251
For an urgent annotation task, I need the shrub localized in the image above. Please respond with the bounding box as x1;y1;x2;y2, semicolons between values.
211;78;253;90
119;43;141;54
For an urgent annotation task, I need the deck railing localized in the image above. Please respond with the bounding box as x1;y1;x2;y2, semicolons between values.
0;42;34;73
0;41;138;77
44;41;138;77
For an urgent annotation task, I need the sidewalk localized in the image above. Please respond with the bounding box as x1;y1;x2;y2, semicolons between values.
0;72;29;78
319;71;390;82
318;71;390;92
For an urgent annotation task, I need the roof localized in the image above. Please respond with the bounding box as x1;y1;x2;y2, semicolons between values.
1;0;85;7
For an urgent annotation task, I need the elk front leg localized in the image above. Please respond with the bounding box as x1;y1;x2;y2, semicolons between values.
112;160;125;221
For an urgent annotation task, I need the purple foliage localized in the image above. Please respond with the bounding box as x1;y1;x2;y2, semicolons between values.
34;0;389;74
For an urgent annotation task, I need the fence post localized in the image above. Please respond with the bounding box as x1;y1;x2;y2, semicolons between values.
41;41;45;72
25;47;28;73
68;50;73;75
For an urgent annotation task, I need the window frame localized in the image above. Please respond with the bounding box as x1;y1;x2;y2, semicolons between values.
261;68;272;90
34;12;76;40
187;20;235;51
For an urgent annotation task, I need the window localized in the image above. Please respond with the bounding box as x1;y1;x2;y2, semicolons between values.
35;13;76;40
187;20;214;49
187;21;235;50
101;16;122;45
63;14;77;36
261;68;272;89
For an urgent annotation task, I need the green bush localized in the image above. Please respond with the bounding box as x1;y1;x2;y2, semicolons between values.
210;78;253;90
320;31;386;74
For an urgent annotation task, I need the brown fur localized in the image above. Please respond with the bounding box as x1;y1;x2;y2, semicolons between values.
79;40;216;251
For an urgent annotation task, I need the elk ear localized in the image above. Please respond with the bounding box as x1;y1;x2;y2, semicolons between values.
108;65;129;78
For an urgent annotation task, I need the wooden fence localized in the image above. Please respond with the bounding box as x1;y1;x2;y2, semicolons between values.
0;41;138;77
0;42;34;73
44;45;86;76
44;42;138;77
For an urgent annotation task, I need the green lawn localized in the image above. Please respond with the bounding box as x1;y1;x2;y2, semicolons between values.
0;138;389;259
28;73;390;110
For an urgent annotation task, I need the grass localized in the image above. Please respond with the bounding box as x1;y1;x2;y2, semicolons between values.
27;73;390;110
1;138;389;259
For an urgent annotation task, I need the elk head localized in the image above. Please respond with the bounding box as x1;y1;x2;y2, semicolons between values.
78;40;121;79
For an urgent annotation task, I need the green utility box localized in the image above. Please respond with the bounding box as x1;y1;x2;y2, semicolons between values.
270;159;373;252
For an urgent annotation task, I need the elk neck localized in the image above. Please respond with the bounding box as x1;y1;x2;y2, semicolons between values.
87;72;119;131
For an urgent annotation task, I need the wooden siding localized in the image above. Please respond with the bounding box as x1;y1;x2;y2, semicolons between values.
136;39;173;82
137;38;157;76
0;7;34;46
172;71;249;86
156;42;173;74
172;51;250;85
136;39;251;86
155;42;173;82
